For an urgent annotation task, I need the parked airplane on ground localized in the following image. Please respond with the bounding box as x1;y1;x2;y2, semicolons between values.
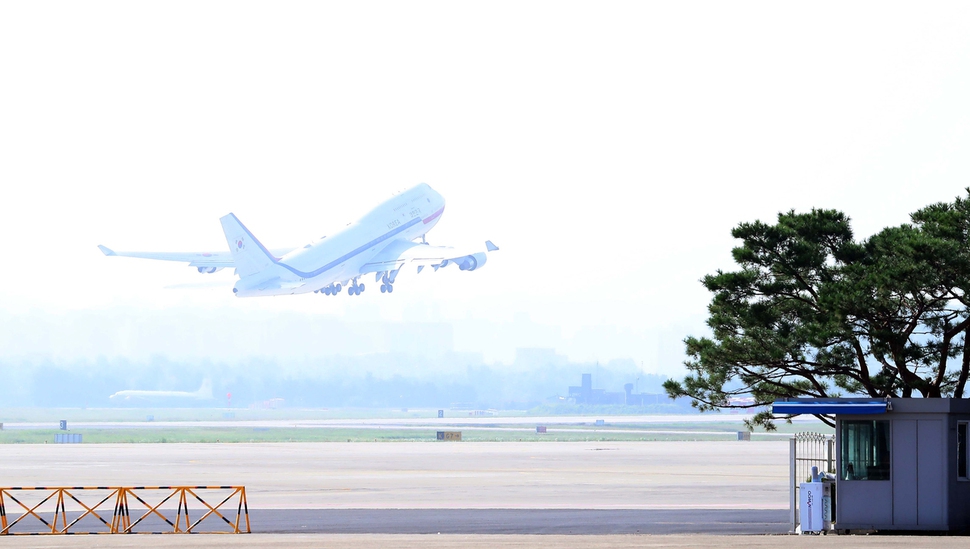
109;379;213;401
99;183;498;297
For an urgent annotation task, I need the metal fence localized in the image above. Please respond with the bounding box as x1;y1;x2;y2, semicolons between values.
0;486;250;535
789;432;834;533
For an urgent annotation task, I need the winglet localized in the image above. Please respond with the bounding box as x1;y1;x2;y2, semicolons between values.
485;240;499;252
98;245;116;256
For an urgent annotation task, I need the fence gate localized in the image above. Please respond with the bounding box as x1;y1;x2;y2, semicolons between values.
790;432;835;533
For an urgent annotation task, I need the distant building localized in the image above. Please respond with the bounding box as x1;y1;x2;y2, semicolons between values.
624;383;639;405
566;374;668;406
568;373;592;403
624;384;666;406
568;373;624;405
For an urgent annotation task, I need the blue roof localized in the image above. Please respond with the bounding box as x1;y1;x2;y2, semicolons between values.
772;399;888;415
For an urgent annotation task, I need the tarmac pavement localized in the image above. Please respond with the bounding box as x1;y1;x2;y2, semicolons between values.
0;440;964;546
1;534;966;548
251;508;789;534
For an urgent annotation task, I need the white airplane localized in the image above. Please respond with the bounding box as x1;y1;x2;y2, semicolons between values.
109;379;213;401
99;183;498;297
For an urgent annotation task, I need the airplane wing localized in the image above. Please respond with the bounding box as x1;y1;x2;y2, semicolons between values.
98;245;294;271
360;240;499;276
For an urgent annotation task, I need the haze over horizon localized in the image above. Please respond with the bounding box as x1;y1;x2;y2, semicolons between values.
3;2;970;385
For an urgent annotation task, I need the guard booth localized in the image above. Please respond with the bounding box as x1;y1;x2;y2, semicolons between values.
773;398;970;532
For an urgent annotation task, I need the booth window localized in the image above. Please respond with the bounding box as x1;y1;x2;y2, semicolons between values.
960;422;968;480
841;420;890;480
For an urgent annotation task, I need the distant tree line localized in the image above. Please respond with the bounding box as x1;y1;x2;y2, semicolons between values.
1;355;668;410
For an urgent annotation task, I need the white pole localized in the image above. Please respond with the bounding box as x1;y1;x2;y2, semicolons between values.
790;437;798;534
827;438;834;475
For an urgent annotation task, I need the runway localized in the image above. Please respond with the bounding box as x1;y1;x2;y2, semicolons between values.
0;508;789;535
0;441;790;511
250;509;789;535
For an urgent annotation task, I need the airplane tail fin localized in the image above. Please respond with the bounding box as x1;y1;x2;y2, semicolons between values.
197;379;213;399
219;213;279;278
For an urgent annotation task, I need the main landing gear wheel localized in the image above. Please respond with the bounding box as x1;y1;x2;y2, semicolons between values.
379;272;395;293
347;278;364;296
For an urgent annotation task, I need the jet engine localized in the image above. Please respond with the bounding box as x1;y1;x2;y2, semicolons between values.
196;266;223;274
458;252;487;271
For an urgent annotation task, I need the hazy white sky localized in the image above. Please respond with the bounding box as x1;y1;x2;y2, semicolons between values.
2;2;970;375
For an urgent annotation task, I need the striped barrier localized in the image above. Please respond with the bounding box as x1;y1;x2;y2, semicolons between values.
0;486;250;535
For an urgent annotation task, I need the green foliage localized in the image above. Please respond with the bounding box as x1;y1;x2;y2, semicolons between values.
666;190;970;429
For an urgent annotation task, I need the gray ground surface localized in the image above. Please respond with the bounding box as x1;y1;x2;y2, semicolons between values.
0;441;789;509
250;508;789;534
1;534;966;548
3;440;949;546
0;509;788;535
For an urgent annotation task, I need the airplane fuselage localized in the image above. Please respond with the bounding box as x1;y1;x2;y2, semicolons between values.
233;183;445;297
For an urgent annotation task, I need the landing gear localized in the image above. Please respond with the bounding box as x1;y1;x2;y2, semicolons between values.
380;272;395;294
347;278;365;296
319;283;341;296
320;281;375;296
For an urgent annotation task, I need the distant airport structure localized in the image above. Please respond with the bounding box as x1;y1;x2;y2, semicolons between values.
99;183;498;297
568;373;668;406
109;379;213;401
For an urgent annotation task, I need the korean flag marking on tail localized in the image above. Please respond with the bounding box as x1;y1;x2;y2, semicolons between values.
220;213;276;278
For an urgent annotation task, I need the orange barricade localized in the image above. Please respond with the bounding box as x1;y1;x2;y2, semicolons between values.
0;486;250;535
